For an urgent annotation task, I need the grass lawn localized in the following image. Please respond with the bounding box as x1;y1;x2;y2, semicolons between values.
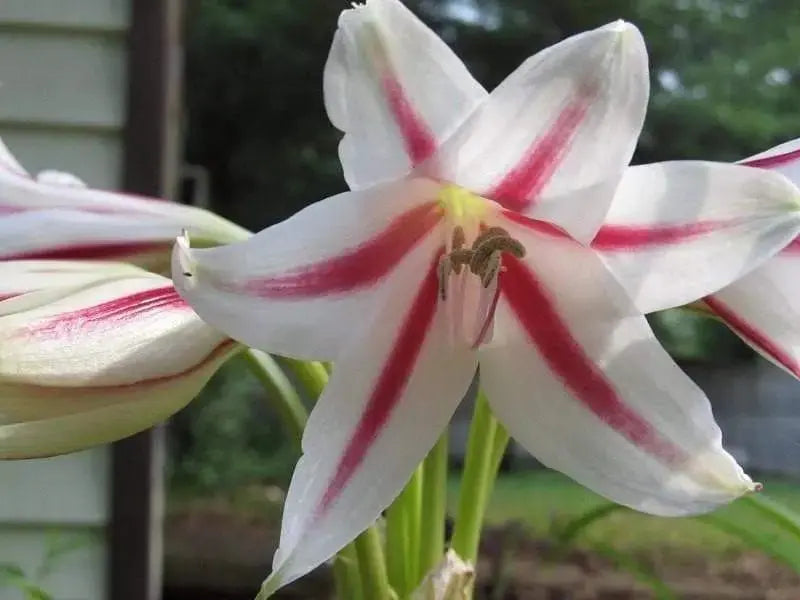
450;470;800;562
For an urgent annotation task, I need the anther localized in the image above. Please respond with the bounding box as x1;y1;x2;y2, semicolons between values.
471;226;508;250
481;252;502;287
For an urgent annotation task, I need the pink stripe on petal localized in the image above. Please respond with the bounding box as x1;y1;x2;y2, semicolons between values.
238;202;441;299
382;75;437;166
502;256;684;464
4;241;170;261
489;96;591;212
500;209;572;240
316;253;441;515
741;147;800;170
704;295;800;378
22;286;188;340
780;236;800;255
592;221;730;251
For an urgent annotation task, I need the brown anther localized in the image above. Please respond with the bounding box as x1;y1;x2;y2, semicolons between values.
451;226;466;251
471;226;509;250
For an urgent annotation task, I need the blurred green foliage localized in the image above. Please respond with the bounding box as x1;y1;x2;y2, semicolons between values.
169;358;299;491
173;0;800;490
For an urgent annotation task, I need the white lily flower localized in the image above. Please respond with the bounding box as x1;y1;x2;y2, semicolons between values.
0;261;239;459
169;0;791;593
0;141;248;271
696;139;800;378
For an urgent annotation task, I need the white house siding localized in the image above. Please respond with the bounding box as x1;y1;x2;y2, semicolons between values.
0;1;130;598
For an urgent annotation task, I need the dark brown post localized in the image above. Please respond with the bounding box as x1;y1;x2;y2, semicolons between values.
109;1;183;600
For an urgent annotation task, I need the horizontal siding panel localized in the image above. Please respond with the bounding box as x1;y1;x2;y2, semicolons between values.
0;527;106;600
0;448;109;525
0;129;124;189
0;0;128;31
0;32;126;128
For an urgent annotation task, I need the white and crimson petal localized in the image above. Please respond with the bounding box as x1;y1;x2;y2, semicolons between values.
698;138;800;379
259;255;476;595
480;213;754;515
0;137;248;268
593;161;800;313
173;178;444;361
0;259;148;304
431;20;648;239
325;0;486;190
0;273;238;458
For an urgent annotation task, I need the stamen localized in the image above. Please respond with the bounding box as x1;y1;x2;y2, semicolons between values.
471;226;508;250
481;252;502;288
451;226;466;251
437;256;452;300
449;249;472;274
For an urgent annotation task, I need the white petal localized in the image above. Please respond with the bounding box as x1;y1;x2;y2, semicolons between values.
594;162;800;313
479;214;753;515
740;137;800;182
0;140;248;265
326;0;486;189
173;178;444;360
0;137;28;177
260;258;476;595
0;343;237;459
0;259;154;313
0;277;228;387
0;275;237;458
36;170;88;188
706;253;800;379
433;21;648;218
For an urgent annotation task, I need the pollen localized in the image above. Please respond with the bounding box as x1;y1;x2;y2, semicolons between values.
437;184;489;224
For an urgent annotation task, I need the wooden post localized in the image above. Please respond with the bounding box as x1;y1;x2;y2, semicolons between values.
109;1;183;600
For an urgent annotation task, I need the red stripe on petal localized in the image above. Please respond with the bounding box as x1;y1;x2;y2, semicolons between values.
780;236;800;255
500;209;572;240
382;75;437;165
741;147;800;170
317;254;441;515
502;256;684;464
22;286;188;340
239;202;441;299
4;241;170;261
592;221;729;251
489;97;591;212
704;295;800;378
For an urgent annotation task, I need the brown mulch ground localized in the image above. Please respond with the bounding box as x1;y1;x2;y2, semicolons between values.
163;507;800;599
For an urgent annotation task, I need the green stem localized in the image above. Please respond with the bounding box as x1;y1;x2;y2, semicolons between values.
419;431;449;578
451;390;500;565
490;421;509;475
333;543;364;600
385;498;408;596
241;349;307;450
354;526;392;600
406;466;424;590
283;357;330;398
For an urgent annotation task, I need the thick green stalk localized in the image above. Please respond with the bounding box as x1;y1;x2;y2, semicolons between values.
385;499;408;596
451;390;499;565
333;543;364;600
406;466;424;589
241;349;307;451
490;421;510;475
354;526;392;600
283;357;330;398
419;431;449;578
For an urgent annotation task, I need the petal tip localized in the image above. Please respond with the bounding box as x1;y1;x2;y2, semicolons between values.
172;230;197;290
